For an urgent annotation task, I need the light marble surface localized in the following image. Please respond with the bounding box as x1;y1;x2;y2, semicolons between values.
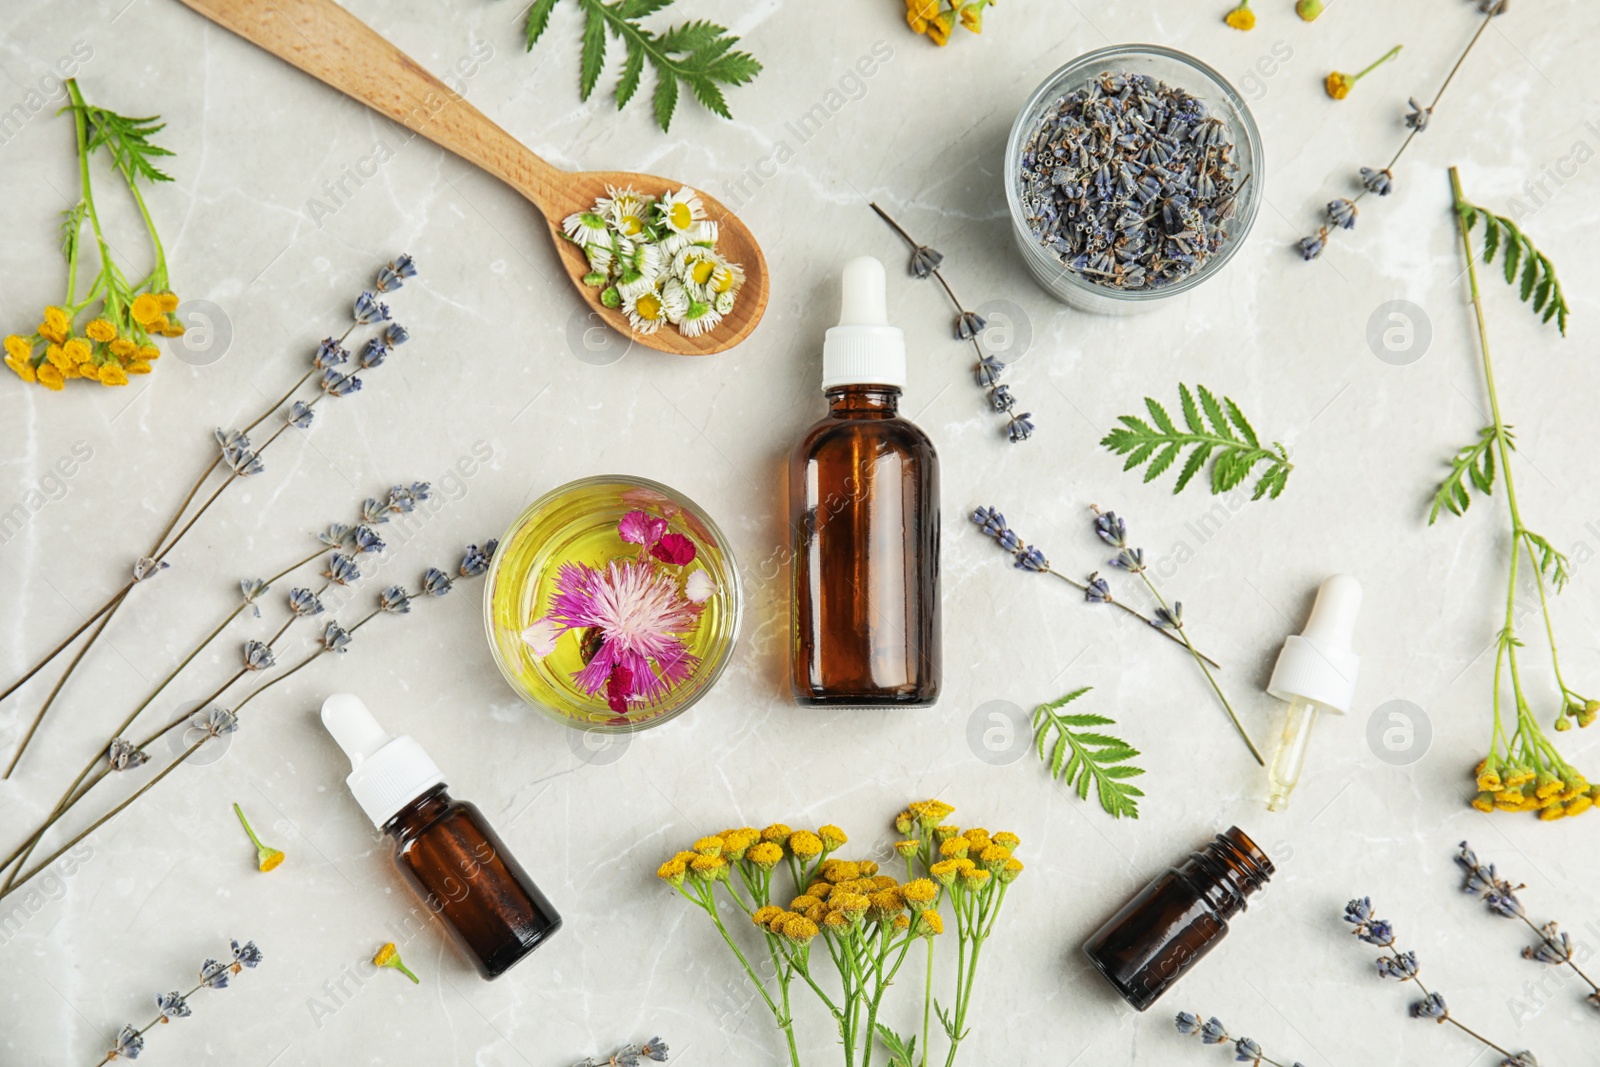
3;0;1599;1064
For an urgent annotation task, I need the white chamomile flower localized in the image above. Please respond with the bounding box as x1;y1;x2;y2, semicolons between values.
584;243;615;275
708;258;744;297
658;187;705;235
605;188;651;238
621;284;668;335
634;242;665;280
677;299;723;338
617;271;658;302
672;246;723;296
660;278;690;324
713;289;736;315
562;209;611;247
686;220;718;245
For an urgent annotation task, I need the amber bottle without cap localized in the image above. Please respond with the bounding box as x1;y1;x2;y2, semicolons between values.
321;693;561;979
789;255;941;706
1082;826;1274;1011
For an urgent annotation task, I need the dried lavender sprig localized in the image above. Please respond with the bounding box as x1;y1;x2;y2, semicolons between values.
1344;897;1539;1065
573;1036;671;1067
1456;841;1600;1007
969;507;1221;668
870;203;1033;444
1300;4;1501;260
95;940;264;1067
1173;1012;1305;1067
0;542;493;903
0;497;404;888
1092;506;1262;765
0;258;418;778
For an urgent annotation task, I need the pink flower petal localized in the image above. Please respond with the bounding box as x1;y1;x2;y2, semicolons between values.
617;510;669;546
685;569;715;603
650;533;697;566
519;618;563;656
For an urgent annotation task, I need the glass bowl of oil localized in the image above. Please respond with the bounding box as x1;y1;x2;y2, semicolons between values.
483;475;742;733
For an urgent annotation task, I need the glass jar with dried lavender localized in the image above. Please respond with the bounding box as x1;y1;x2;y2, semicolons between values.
1005;45;1264;314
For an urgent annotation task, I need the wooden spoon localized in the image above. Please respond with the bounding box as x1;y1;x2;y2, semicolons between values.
174;0;767;356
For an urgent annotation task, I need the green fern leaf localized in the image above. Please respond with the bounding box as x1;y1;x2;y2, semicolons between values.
1101;385;1291;500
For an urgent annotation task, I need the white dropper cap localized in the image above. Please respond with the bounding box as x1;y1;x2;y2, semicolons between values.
821;256;906;391
320;693;445;829
1267;574;1363;714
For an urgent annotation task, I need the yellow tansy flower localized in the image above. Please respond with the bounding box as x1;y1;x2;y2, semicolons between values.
789;830;824;859
6;355;37;383
160;319;186;337
902;878;938;905
781;915;820;944
37;364;65;390
137;344;161;361
859;860;879;876
126;359;153;375
99;364;129;386
929;859;962;886
905;0;938;34
109;338;135;357
41;306;70;343
893;839;921;859
938;837;970;860
157;291;179;313
77;362;100;383
958;2;983;32
926;10;954;46
1224;1;1255;30
958;867;992;889
85;318;116;342
893;913;911;931
999;858;1024;884
130;293;164;326
752;905;783;927
373;942;420;983
992;831;1020;850
916;909;943;936
1325;45;1402;101
657;858;688;885
45;345;72;372
748;842;784;870
63;339;92;364
822;910;849;930
4;335;31;362
832;892;870;914
694;836;725;856
760;824;792;846
818;825;848;851
689;853;726;879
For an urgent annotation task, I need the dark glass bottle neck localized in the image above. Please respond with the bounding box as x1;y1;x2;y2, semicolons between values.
826;384;901;416
384;783;452;838
1178;826;1274;920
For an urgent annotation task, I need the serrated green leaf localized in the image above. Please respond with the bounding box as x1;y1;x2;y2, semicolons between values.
525;0;561;45
1179;383;1203;433
616;40;645;107
1197;385;1230;439
1483;216;1501;263
578;6;608;99
652;58;679;130
1146;397;1176;434
1224;397;1259;447
1145;443;1180;483
1520;251;1538;303
1031;686;1146;819
1101;385;1291;501
1502;227;1521;284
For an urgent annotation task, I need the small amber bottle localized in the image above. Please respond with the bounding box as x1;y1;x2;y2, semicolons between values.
790;256;941;706
322;694;561;979
1082;826;1273;1010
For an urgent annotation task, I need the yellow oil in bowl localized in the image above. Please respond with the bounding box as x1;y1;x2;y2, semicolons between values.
484;476;741;731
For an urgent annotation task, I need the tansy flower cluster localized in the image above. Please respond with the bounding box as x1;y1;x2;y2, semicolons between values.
5;295;177;390
562;185;744;338
8;79;184;392
1470;756;1596;821
656;800;1021;1067
904;0;994;45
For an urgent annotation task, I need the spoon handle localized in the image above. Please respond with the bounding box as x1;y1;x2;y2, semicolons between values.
175;0;569;217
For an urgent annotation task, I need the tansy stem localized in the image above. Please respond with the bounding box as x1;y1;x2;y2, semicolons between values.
233;803;267;850
1352;44;1403;83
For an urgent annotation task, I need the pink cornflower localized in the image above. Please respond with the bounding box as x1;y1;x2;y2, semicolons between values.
539;559;702;708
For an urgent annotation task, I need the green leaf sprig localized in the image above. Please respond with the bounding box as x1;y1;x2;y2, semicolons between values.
523;0;762;132
1458;199;1569;336
1032;687;1146;819
1100;384;1293;500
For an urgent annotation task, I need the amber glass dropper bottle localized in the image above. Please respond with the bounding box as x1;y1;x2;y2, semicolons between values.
321;693;562;979
789;256;941;706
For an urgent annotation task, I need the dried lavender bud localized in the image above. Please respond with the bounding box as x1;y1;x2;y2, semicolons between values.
1017;70;1245;290
1405;97;1431;132
1326;198;1358;230
1360;167;1394;196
